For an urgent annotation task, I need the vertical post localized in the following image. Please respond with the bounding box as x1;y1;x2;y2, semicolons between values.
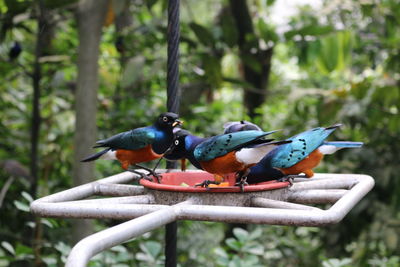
166;0;180;267
166;0;181;115
165;221;178;267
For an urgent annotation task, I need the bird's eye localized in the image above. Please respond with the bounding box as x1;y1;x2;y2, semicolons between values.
162;116;168;122
174;140;179;145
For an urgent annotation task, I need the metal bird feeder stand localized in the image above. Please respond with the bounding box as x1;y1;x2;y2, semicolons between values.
30;171;374;266
30;0;375;266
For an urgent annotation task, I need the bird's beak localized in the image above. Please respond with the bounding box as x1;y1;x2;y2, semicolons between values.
172;120;183;127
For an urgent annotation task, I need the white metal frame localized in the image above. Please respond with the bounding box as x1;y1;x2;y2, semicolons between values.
30;171;374;267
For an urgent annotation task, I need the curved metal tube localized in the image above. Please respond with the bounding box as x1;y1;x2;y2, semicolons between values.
66;199;194;267
66;207;177;267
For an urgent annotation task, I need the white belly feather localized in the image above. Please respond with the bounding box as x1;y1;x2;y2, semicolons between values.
101;150;117;160
236;145;277;165
318;145;341;155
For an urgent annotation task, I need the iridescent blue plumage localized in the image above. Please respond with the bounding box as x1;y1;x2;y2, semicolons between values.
194;130;277;162
94;126;156;150
93;113;180;154
164;130;205;169
219;121;363;184
82;113;181;166
245;124;364;183
269;125;339;169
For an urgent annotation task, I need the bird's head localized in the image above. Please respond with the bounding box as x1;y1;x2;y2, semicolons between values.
164;128;190;160
223;120;262;134
155;112;182;129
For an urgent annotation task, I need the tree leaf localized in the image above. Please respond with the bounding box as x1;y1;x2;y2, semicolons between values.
189;22;215;47
21;191;33;203
225;238;241;251
1;242;15;255
233;228;249;243
257;19;278;43
315;31;353;75
14;200;30;212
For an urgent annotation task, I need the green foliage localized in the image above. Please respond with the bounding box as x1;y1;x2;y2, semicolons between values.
214;228;265;267
0;0;399;266
315;31;353;75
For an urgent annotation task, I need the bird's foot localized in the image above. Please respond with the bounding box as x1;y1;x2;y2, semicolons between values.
127;169;153;181
149;172;162;184
235;177;249;193
277;175;304;186
195;180;219;188
132;164;162;183
235;180;248;193
147;170;162;183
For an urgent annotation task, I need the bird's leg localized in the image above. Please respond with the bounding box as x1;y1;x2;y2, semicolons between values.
133;164;161;183
180;158;186;172
151;157;164;176
127;168;151;181
277;174;306;186
194;180;219;188
235;169;250;193
151;143;177;175
195;174;224;188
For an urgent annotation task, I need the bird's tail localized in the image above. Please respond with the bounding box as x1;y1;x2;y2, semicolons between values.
93;141;106;148
325;123;343;130
319;141;363;155
81;148;112;162
323;141;364;148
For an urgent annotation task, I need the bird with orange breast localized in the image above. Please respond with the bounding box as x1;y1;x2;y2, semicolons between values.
244;124;363;184
167;129;290;190
81;112;182;179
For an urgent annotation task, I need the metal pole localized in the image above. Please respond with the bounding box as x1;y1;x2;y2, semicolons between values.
167;0;181;115
165;221;178;267
166;0;181;266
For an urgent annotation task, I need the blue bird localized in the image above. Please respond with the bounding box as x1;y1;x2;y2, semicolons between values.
9;41;22;61
166;129;289;188
246;124;363;184
82;112;182;178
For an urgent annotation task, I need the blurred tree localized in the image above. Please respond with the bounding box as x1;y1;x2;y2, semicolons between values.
71;0;108;244
229;0;274;118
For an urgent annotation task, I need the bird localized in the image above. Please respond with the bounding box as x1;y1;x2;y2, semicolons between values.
115;36;124;54
166;129;289;189
9;41;22;61
163;129;205;170
246;124;363;184
155;121;264;171
223;120;262;134
81;112;182;179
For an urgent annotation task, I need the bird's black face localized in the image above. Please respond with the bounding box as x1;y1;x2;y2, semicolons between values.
164;129;189;160
156;112;182;128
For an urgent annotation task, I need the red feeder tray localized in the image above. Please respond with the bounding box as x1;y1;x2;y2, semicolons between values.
139;171;290;193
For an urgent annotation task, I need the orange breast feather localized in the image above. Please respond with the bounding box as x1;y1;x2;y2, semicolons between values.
280;149;324;177
200;151;246;176
116;145;161;170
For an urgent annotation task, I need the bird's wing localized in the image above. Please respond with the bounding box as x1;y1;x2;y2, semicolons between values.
271;126;342;168
95;127;156;150
194;130;276;161
270;139;307;168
